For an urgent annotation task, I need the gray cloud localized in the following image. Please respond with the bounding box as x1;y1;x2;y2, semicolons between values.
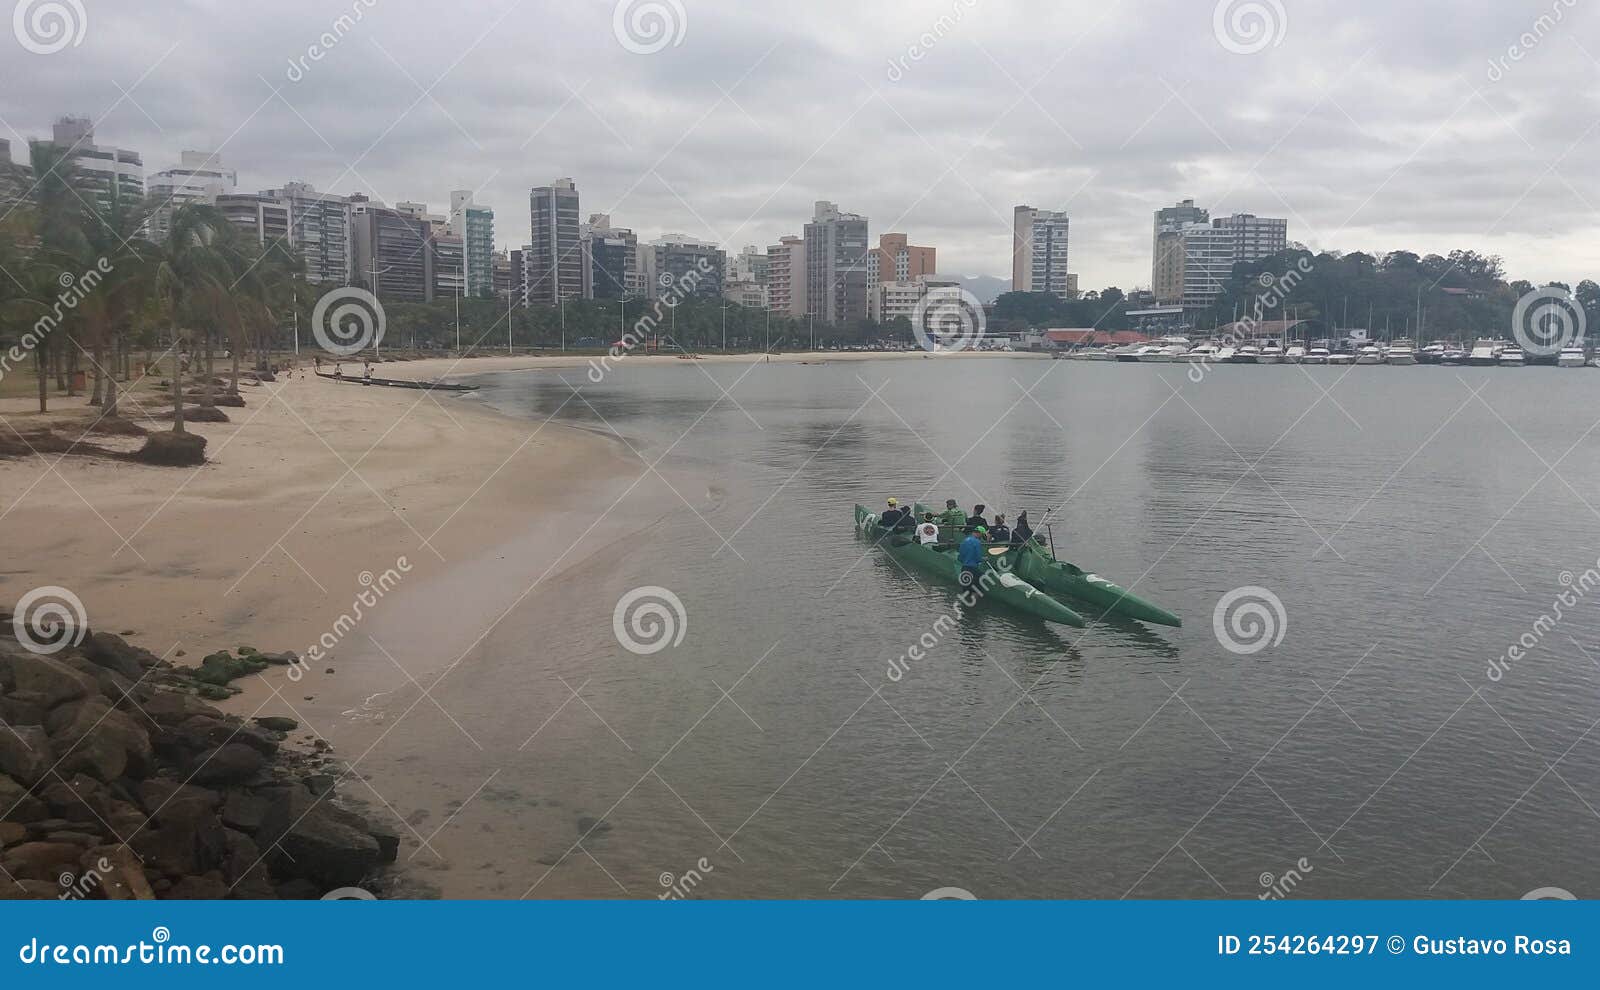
3;0;1595;288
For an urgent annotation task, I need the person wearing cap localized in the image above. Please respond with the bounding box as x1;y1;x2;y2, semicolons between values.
879;497;909;533
958;525;988;590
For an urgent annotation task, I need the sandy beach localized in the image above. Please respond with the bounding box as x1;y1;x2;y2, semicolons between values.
0;357;651;718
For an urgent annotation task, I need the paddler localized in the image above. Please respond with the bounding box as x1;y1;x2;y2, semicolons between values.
958;526;988;591
938;499;966;532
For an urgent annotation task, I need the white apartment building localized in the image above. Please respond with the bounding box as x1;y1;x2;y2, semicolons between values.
47;116;142;210
147;151;237;242
1012;206;1074;299
871;273;960;323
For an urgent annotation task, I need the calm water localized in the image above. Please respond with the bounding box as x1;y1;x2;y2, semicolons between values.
360;356;1600;899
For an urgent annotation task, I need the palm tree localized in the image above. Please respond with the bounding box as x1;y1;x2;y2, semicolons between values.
72;189;155;418
152;204;232;432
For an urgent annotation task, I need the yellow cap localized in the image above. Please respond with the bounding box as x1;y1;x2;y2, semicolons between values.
886;497;898;506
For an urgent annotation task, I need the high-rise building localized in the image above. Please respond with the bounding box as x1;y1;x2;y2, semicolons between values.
871;273;961;324
449;190;495;299
263;182;354;286
217;193;290;245
45;116;142;209
433;234;466;300
650;234;725;299
765;235;806;318
1012;206;1072;299
1153;203;1288;310
866;232;936;301
351;199;434;304
0;140;31;212
804;201;869;325
723;278;767;309
396;201;448;238
527;178;582;305
147;151;237;243
579;213;637;300
509;248;527;307
729;245;771;286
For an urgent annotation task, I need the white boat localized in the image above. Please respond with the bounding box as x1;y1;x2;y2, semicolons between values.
1304;346;1331;365
1441;345;1467;365
1232;345;1261;364
1498;346;1525;366
1386;340;1417;365
1419;341;1447;364
1258;341;1286;365
1354;344;1385;365
1467;338;1499;366
1135;344;1175;362
1183;343;1222;363
1328;351;1355;366
1557;344;1586;367
1112;344;1151;362
1215;345;1236;363
1284;343;1307;363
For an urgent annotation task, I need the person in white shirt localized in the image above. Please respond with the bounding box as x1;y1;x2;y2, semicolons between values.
916;512;940;545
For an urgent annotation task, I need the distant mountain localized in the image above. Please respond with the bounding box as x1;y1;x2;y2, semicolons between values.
955;274;1010;304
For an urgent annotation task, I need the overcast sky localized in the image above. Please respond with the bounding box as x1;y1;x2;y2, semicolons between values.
3;0;1597;289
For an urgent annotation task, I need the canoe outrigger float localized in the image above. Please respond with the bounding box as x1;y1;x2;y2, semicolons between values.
910;503;1182;628
855;505;1086;627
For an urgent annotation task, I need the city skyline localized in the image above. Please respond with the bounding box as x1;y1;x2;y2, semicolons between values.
3;1;1595;291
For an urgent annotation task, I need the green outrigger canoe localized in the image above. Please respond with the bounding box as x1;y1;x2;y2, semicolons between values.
911;503;1182;628
854;505;1086;627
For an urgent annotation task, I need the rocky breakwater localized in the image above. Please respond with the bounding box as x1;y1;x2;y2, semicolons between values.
0;618;396;899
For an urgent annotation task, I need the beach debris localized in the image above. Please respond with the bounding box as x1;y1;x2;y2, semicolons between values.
132;431;207;466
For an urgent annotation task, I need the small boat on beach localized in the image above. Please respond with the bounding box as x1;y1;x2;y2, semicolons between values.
315;371;480;392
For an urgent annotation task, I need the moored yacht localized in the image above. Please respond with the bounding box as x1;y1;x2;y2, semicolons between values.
1498;345;1525;366
1183;343;1222;363
1327;349;1355;365
1258;340;1286;364
1284;342;1307;363
1558;343;1587;367
1111;343;1149;362
1440;344;1467;365
1304;345;1331;365
1232;344;1262;364
1354;343;1385;365
1386;339;1417;365
1418;341;1447;364
1467;338;1499;366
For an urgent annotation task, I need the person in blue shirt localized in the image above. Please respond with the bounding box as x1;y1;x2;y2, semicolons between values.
958;526;988;591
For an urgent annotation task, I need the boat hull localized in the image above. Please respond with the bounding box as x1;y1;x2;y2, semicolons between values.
907;504;1181;627
854;506;1086;627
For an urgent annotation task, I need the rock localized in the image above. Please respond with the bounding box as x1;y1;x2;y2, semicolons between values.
221;791;271;833
0;879;61;900
136;779;221;819
168;715;278;759
370;821;400;863
0;776;48;823
81;632;150;679
133;430;207;466
221;829;275;899
187;651;269;688
137;690;217;726
253;716;298;732
0;725;52;784
43;830;101;846
0;692;48;728
3;654;97;708
89;846;154;900
258;652;297;666
166;871;230;899
46;699;151;781
0;822;28;847
40;774;113;826
304;774;336;796
211;393;246;408
107;800;146;835
1;841;83;881
189;743;265;785
272;805;380;887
